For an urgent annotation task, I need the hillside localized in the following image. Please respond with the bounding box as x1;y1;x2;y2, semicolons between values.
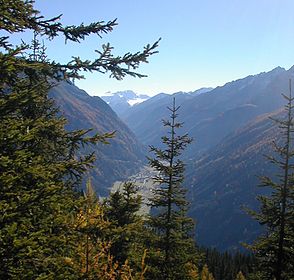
122;88;213;149
119;66;294;250
50;67;294;250
50;82;145;196
123;67;291;158
186;110;283;251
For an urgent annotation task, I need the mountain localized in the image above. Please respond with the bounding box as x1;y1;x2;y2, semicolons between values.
122;87;213;148
186;109;283;251
49;66;294;251
101;90;150;117
123;67;290;157
121;66;294;250
49;82;145;196
189;87;214;96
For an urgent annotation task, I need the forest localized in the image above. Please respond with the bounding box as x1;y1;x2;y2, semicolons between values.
0;1;293;279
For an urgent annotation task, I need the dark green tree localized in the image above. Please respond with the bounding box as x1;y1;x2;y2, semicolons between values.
248;80;294;280
200;247;255;280
0;70;102;279
104;182;144;266
0;0;159;82
0;1;159;278
147;98;197;280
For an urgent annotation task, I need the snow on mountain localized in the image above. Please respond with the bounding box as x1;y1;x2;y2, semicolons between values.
101;90;150;116
127;97;149;106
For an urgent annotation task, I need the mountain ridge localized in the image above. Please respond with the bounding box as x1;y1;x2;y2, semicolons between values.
115;65;294;250
51;66;294;251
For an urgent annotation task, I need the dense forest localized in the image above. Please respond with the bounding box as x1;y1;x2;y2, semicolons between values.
0;1;293;279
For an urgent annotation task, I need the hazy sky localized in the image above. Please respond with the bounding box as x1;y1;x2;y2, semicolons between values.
33;0;294;96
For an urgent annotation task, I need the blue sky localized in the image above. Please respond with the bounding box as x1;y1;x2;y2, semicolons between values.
32;0;294;96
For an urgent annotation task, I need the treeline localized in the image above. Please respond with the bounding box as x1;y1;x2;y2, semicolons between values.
200;248;255;280
1;1;294;279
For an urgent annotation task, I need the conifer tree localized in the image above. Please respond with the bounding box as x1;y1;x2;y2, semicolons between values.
0;71;103;279
0;1;159;278
248;80;294;280
70;182;145;280
147;98;197;280
104;182;144;265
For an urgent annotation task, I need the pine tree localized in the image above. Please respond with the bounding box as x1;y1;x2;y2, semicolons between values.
200;247;254;280
0;1;159;278
104;182;144;266
248;80;294;280
0;72;102;279
147;98;197;280
71;181;149;280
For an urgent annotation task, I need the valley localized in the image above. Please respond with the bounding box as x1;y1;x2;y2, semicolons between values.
111;165;158;213
3;2;293;278
101;66;294;251
48;66;294;252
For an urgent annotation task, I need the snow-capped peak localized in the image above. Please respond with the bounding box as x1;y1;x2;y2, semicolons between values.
127;97;148;106
101;90;150;116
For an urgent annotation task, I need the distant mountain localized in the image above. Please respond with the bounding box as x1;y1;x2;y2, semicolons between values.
189;87;214;96
101;90;150;117
49;66;294;251
50;82;145;196
122;88;213;148
121;66;294;250
123;67;290;157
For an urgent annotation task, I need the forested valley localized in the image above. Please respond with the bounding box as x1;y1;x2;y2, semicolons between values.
1;1;293;279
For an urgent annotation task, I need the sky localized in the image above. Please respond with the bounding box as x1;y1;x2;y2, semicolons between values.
25;1;294;96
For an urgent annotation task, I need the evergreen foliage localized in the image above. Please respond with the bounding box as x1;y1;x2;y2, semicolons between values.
0;0;160;82
71;181;148;279
0;71;104;279
147;98;197;280
0;0;159;278
248;80;294;280
201;248;254;280
104;182;144;266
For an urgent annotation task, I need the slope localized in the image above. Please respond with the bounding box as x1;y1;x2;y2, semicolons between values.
50;81;145;196
123;67;291;158
186;109;283;251
122;88;213;149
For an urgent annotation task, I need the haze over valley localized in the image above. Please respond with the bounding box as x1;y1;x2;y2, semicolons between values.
51;65;294;251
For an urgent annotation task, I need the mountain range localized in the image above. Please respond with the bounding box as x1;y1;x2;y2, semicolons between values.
122;67;288;156
49;66;294;251
109;66;294;251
